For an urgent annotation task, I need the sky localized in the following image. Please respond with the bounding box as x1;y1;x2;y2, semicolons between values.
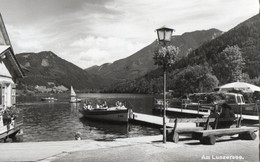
0;0;258;69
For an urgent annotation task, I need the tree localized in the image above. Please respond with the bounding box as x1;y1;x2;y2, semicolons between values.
213;45;244;84
172;65;219;96
153;45;180;70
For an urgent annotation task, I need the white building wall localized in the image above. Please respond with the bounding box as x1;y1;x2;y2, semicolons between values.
0;61;15;110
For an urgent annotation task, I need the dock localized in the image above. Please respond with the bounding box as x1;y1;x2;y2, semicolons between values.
237;114;259;121
166;107;210;116
154;107;259;121
130;112;197;128
131;112;173;127
0;121;23;142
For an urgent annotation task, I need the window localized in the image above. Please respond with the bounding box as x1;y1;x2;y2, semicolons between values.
237;96;242;104
11;87;16;105
226;95;236;104
0;85;6;108
241;96;245;103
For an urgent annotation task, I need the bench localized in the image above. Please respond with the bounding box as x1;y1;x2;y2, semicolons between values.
191;115;258;145
164;118;211;143
192;127;258;145
164;114;254;145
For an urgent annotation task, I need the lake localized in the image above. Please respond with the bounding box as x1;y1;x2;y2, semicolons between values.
17;93;161;142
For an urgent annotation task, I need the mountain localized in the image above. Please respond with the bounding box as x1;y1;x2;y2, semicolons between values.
178;14;260;81
16;51;102;91
104;14;260;95
85;28;222;85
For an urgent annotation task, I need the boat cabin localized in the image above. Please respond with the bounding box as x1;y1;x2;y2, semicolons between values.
185;92;258;116
186;92;245;105
0;13;24;139
225;93;245;105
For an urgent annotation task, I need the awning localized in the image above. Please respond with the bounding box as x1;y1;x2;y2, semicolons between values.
219;81;260;93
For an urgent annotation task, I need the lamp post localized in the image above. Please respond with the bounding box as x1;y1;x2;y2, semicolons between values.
155;26;174;143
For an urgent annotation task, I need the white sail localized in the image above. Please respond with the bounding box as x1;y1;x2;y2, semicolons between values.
70;86;76;97
70;86;81;103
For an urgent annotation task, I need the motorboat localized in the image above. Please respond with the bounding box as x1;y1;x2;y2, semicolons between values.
153;92;259;121
79;102;131;122
41;97;57;102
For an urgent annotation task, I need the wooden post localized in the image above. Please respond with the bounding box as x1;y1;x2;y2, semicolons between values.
205;116;210;130
215;104;218;113
256;100;260;124
240;104;242;119
214;118;218;129
172;118;178;134
172;118;179;143
236;116;242;128
197;101;200;114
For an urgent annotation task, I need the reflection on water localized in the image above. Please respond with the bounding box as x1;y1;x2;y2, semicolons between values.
79;117;130;140
17;93;160;142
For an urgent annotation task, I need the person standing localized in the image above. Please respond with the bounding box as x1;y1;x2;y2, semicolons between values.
217;103;235;128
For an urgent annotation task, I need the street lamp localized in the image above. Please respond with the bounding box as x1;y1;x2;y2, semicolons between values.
156;26;174;43
155;26;174;143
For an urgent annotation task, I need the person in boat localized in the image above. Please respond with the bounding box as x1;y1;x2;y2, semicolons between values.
83;103;87;109
116;101;120;107
102;101;108;108
83;102;93;110
217;103;235;129
87;104;92;110
182;94;190;109
75;132;81;140
115;101;125;109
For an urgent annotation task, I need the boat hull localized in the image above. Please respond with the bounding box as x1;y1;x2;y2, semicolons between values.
153;106;259;121
41;98;57;101
79;108;130;122
69;98;82;103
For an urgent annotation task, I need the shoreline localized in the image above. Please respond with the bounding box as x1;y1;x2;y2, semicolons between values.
0;134;258;162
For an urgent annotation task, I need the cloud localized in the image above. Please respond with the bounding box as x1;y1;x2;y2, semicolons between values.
7;25;46;52
0;0;258;69
66;36;146;68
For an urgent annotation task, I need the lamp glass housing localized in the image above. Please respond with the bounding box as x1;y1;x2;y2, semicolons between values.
164;29;173;41
156;27;173;42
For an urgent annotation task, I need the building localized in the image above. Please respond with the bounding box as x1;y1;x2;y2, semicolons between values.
0;13;24;141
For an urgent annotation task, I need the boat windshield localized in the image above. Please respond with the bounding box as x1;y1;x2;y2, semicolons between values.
237;96;242;104
187;92;246;105
188;93;225;104
225;95;236;104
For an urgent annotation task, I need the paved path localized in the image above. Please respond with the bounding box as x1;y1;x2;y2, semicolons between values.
55;135;259;162
0;134;258;162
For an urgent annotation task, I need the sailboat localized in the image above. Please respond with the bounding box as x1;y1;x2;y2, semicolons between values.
70;86;82;103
